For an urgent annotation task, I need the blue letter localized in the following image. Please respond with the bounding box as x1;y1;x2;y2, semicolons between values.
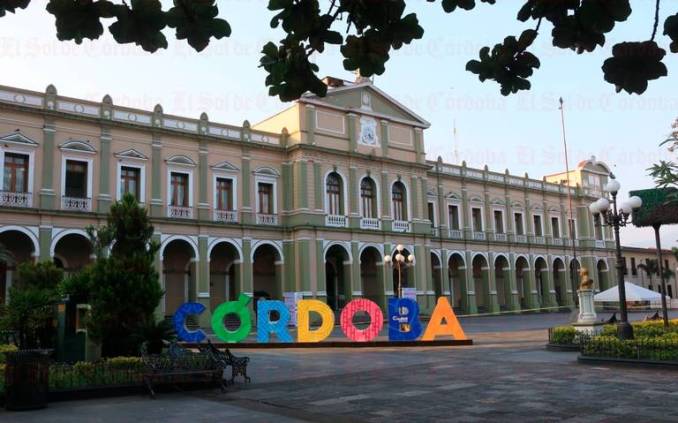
257;300;293;343
388;298;423;341
174;302;206;342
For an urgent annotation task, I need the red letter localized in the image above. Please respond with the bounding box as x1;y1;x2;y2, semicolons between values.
340;299;384;342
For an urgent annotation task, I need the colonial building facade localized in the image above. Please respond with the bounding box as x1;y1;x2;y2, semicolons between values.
622;247;678;298
0;77;621;325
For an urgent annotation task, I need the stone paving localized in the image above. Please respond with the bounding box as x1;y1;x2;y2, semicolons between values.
3;311;678;422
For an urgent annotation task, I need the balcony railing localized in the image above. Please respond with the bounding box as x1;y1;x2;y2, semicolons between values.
392;220;410;232
449;229;463;239
61;196;91;212
431;226;438;237
494;233;507;242
167;205;193;219
514;234;527;243
326;214;347;227
472;231;486;241
552;238;563;246
360;217;380;230
256;213;279;225
0;191;32;208
533;236;545;244
213;209;238;223
595;239;606;248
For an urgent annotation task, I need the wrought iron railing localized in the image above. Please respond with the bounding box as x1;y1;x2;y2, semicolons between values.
256;213;278;225
360;217;380;230
392;220;410;232
213;209;238;223
579;336;678;362
325;214;347;227
0;191;32;207
449;229;463;239
167;205;193;219
61;196;91;212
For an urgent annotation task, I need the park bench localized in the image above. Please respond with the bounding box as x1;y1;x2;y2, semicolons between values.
199;340;251;384
140;341;226;398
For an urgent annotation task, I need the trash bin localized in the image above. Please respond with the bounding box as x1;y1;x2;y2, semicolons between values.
4;349;50;411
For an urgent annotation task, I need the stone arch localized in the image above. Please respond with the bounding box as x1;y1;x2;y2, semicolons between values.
515;255;530;309
447;252;466;311
534;256;549;307
160;235;199;261
161;238;197;316
209;240;241;309
553;257;568;307
51;230;93;274
0;228;39;304
597;259;609;291
207;238;242;261
250;240;283;264
325;243;351;311
252;243;284;316
494;254;512;310
472;254;490;312
431;251;443;299
360;246;384;310
0;226;39;258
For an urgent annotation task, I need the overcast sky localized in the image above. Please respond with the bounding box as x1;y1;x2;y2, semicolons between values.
0;0;676;249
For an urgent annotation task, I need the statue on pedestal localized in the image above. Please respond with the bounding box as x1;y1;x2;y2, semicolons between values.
576;267;598;327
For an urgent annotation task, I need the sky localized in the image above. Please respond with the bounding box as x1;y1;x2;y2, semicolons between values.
0;0;676;248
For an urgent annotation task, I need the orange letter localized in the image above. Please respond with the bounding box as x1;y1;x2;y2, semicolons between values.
422;297;467;341
297;299;335;342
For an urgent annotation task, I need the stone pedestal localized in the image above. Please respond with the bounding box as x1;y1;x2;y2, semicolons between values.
574;289;603;335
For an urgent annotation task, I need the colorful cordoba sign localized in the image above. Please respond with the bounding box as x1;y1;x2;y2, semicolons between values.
174;296;467;343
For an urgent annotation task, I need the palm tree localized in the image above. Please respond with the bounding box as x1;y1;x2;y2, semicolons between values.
0;242;14;266
638;260;659;289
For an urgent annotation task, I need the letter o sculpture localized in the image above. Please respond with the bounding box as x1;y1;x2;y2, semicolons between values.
339;299;384;342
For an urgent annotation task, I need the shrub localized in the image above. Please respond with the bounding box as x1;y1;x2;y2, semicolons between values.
0;344;17;363
551;326;577;345
582;334;678;361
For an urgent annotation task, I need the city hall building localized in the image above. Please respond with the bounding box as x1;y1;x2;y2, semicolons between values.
0;77;620;324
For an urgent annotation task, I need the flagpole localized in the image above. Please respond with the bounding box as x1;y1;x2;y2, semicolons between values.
559;98;579;309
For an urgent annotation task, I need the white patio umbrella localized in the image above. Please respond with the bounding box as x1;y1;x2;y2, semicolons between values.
594;282;670;302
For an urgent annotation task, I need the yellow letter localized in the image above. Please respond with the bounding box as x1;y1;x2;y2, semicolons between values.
422;297;467;341
297;299;335;342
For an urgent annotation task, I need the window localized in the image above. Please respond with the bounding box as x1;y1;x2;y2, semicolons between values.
258;183;273;214
360;177;377;218
170;172;189;207
568;218;577;239
514;212;524;235
593;214;603;240
669;286;673;298
551;217;560;238
428;202;435;227
391;181;407;221
533;215;542;236
623;257;628;275
471;207;483;232
65;160;88;198
215;177;233;211
448;205;460;230
326;172;343;215
493;210;504;234
119;166;140;200
665;259;669;271
3;153;29;192
631;257;637;275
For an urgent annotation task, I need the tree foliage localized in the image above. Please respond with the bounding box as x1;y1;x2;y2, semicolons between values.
0;0;677;99
2;261;63;349
60;193;163;357
649;117;678;200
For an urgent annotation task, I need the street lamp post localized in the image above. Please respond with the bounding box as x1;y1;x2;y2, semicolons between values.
589;173;643;340
384;244;416;299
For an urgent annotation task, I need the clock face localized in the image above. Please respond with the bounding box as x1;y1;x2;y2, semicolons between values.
359;116;378;146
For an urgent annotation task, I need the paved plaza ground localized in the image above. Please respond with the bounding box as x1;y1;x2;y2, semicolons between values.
3;311;678;422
